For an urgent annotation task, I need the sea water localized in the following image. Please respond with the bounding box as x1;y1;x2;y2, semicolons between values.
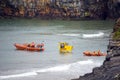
0;18;114;80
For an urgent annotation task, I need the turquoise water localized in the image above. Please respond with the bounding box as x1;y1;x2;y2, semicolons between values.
0;18;114;80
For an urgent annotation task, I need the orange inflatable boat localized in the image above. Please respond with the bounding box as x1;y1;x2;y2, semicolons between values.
83;50;107;56
14;43;44;51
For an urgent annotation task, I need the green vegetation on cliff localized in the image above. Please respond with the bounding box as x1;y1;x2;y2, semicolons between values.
113;18;120;40
113;28;120;40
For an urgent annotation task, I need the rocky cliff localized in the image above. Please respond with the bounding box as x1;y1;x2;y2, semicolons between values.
0;0;120;19
72;18;120;80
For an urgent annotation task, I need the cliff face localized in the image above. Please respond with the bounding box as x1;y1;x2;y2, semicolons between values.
72;18;120;80
86;0;120;19
0;0;120;19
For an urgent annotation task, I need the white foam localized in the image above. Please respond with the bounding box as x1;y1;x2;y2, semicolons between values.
58;33;80;37
0;65;70;79
0;72;37;79
0;60;97;79
77;59;94;65
36;60;94;72
36;65;70;73
82;32;104;38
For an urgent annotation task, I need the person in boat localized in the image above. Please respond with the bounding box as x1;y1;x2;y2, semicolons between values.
60;43;64;48
97;50;101;56
93;51;98;56
27;44;30;47
37;43;44;48
93;50;101;56
29;42;35;47
41;42;44;47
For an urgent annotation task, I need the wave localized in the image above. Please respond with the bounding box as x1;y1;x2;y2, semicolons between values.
57;33;80;37
0;72;37;79
0;60;98;79
57;32;105;39
36;65;70;73
82;32;104;38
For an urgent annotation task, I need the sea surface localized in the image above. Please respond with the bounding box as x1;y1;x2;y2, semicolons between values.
0;18;114;80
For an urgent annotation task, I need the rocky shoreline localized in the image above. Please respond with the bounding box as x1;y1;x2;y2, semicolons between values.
72;18;120;80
